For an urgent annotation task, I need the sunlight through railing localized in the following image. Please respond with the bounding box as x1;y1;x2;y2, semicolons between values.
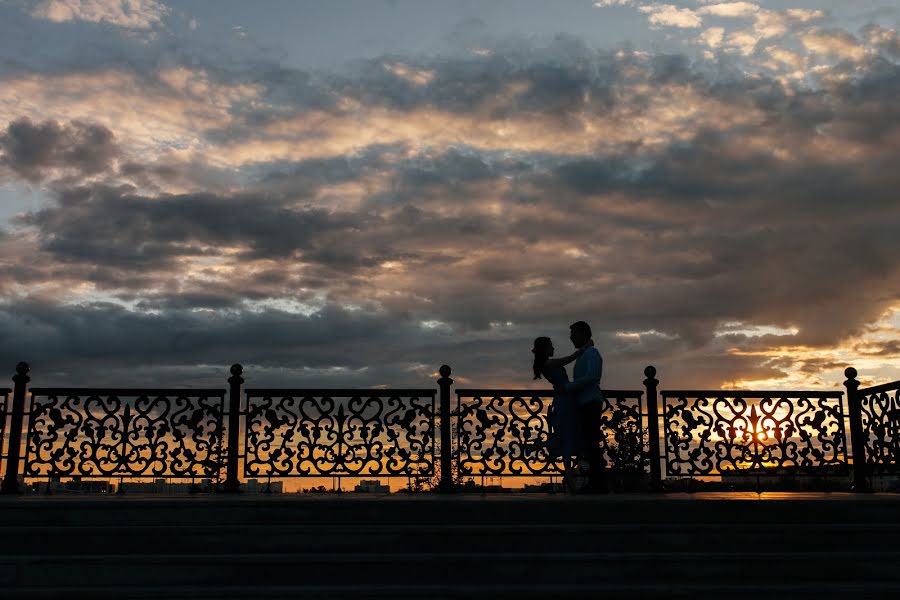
857;380;900;474
662;391;848;476
454;389;643;478
25;388;226;479
243;389;435;478
1;361;898;494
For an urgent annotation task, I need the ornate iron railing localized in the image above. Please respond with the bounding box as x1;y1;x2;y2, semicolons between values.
3;362;898;495
858;381;900;473
244;389;435;477
455;389;643;477
662;391;848;476
24;388;226;478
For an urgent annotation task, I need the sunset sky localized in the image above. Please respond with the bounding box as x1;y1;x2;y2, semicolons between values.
0;0;898;391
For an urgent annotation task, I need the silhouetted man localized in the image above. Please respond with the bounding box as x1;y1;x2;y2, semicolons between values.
565;320;607;493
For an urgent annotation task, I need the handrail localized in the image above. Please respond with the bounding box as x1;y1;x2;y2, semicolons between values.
663;390;842;397
245;388;436;396
857;380;900;396
30;387;225;396
457;388;643;396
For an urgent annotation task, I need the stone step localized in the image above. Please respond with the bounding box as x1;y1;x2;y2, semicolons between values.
3;495;900;527
4;583;900;600
2;552;898;588
1;523;897;555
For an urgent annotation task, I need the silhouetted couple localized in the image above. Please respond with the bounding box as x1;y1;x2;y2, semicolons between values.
532;321;607;494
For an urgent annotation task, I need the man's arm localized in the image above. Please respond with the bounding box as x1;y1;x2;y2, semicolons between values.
565;348;602;392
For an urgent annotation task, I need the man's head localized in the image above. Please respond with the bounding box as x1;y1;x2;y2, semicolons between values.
569;321;592;348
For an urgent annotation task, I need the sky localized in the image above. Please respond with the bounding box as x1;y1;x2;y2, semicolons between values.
0;0;898;391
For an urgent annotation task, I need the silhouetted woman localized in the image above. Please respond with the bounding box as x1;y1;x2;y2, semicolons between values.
532;336;590;492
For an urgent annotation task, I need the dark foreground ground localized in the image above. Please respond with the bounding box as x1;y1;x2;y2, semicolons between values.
1;492;898;599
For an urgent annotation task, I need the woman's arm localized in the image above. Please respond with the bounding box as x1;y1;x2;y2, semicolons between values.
542;341;592;371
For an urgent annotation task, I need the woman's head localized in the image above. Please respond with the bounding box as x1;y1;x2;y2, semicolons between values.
532;336;554;379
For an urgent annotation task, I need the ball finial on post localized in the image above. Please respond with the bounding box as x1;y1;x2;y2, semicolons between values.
437;364;453;493
12;362;30;385
843;365;868;492
230;363;243;377
643;364;662;492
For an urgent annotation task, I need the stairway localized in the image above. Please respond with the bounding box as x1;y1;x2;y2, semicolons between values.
1;493;899;598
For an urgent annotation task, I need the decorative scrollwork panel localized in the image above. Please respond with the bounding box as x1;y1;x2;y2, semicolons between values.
25;388;226;478
859;383;900;473
244;389;435;477
662;391;848;476
455;389;643;477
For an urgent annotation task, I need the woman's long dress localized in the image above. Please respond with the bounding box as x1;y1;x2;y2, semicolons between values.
542;366;582;459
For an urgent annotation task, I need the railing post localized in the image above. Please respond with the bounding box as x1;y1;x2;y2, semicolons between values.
437;364;454;493
224;363;244;494
844;367;870;492
1;362;30;495
643;365;663;492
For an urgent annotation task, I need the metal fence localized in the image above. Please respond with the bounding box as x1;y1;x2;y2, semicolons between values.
0;361;897;494
662;391;848;476
857;377;900;475
243;388;435;478
25;388;225;479
455;389;643;478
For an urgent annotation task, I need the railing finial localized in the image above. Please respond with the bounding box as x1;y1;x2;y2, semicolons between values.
438;364;453;493
643;365;662;492
2;362;31;494
224;363;244;493
844;365;869;493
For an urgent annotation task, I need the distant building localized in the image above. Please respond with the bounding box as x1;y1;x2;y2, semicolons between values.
354;479;390;493
244;479;284;494
36;475;114;494
27;476;285;494
460;479;510;493
522;482;565;493
123;478;217;494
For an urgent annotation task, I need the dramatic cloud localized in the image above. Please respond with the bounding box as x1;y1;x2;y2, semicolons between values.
801;29;867;61
699;2;760;18
0;117;119;181
0;69;261;161
639;4;703;29
863;25;900;58
1;2;898;391
29;0;168;29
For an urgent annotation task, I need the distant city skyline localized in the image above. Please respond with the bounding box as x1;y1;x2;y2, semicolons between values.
0;0;898;390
